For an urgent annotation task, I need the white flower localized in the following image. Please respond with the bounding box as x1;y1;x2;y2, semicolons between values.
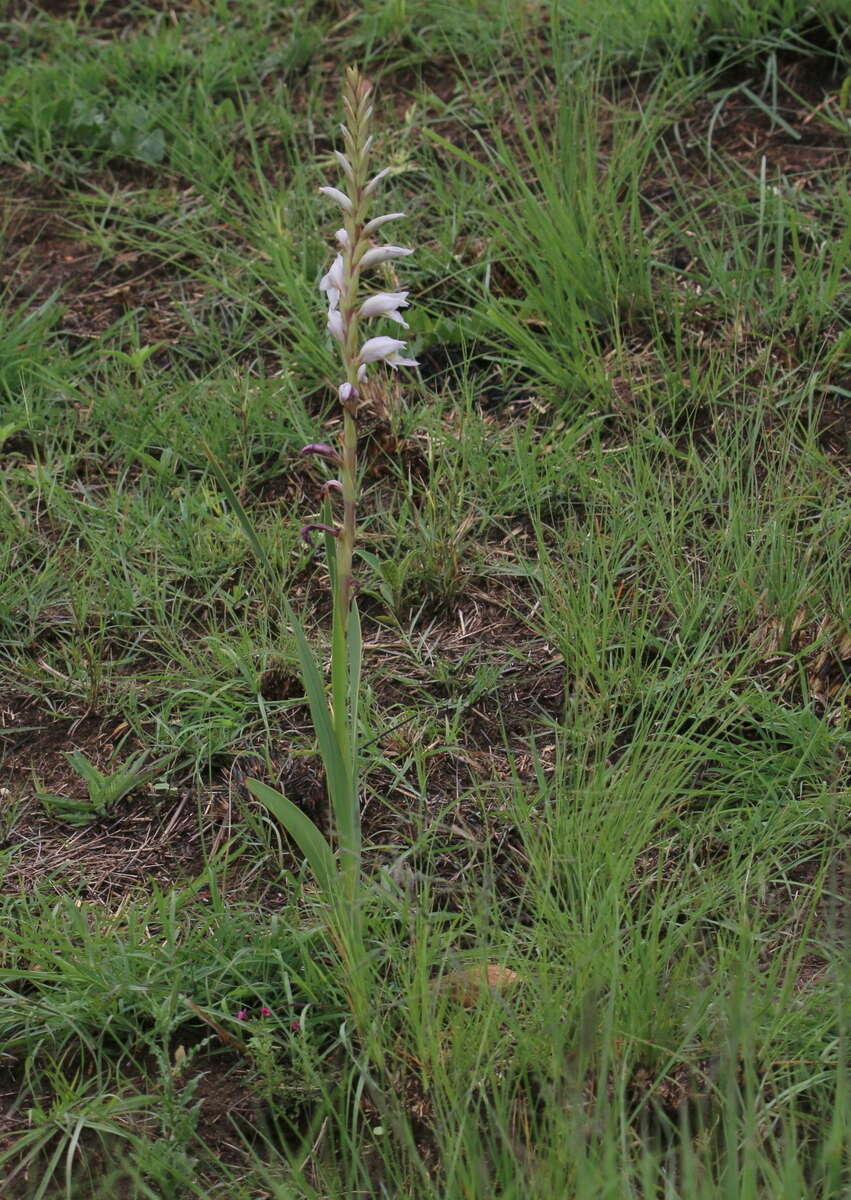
364;212;405;234
357;336;418;377
318;185;353;212
385;351;418;368
359;291;410;328
327;308;345;343
339;382;355;404
359;244;413;269
358;335;407;363
319;254;345;309
335;228;349;247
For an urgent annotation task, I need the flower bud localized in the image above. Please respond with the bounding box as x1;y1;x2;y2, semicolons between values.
318;186;353;212
333;151;354;179
364;212;405;234
300;443;341;464
364;167;390;194
300;522;339;546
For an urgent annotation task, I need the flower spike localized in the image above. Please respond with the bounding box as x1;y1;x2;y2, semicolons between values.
312;68;417;612
261;68;419;984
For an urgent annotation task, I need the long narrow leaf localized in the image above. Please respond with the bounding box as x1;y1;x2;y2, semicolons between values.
331;599;348;763
205;453;356;857
348;599;362;777
422;127;492;175
245;779;337;897
288;613;356;851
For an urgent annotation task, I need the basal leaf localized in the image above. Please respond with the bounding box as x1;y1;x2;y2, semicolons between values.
245;779;337;897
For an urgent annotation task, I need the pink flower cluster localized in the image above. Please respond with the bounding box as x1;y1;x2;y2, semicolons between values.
234;1006;273;1021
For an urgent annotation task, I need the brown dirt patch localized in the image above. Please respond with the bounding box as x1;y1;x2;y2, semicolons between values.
672;56;849;176
0;166;196;348
0;701;207;899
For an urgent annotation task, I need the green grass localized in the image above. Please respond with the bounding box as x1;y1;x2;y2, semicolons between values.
1;0;849;1195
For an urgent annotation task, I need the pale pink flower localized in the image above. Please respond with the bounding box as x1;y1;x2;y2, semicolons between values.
319;255;345;309
384;351;418;369
327;309;345;343
359;245;413;270
358;335;408;363
357;336;418;379
358;291;410;328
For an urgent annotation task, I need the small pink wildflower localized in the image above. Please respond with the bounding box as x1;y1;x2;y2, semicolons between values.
235;1009;248;1021
260;1006;273;1018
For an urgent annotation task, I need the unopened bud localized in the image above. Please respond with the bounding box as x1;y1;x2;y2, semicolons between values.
300;443;341;464
300;522;340;546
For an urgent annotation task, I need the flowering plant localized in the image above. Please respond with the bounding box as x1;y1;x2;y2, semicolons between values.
246;68;417;1000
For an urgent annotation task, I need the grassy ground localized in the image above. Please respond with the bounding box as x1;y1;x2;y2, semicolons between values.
1;0;849;1195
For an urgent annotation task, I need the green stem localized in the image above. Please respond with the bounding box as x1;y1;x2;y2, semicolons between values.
325;67;383;1002
329;69;371;938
